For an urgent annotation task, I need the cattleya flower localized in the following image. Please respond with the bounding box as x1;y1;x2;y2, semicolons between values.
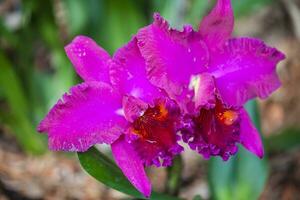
136;0;285;160
37;36;184;197
38;0;285;197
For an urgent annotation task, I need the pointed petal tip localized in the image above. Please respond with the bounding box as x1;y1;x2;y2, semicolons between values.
152;12;169;28
275;49;286;62
111;137;152;198
199;0;234;49
36;122;44;133
257;147;264;159
246;143;264;159
153;12;161;20
243;138;265;159
64;35;111;82
240;108;265;159
142;185;151;199
64;35;90;51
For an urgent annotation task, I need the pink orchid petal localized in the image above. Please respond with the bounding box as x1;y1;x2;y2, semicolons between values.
122;95;148;123
240;108;264;158
193;73;216;109
199;0;234;50
110;37;162;104
65;35;111;82
210;37;285;106
38;82;126;152
137;13;209;112
111;137;151;198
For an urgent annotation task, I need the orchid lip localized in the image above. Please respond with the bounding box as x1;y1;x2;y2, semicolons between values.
181;98;242;160
126;98;183;167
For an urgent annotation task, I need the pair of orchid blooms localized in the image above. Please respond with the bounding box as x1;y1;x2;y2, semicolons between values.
38;0;285;197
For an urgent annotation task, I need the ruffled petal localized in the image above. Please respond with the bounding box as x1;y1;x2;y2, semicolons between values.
199;0;234;50
111;136;151;198
137;13;209;112
65;35;111;82
181;100;240;161
38;82;126;152
193;73;216;110
239;108;264;158
210;38;285;106
110;37;162;104
122;95;148;123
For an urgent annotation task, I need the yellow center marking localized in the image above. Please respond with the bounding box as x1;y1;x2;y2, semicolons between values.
217;110;238;126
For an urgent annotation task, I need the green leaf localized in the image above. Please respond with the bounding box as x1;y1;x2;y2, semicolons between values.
166;155;183;195
209;157;235;200
102;0;146;53
235;149;268;200
193;195;203;200
0;52;46;154
78;147;183;200
64;0;90;36
265;128;300;152
232;0;273;18
209;100;268;200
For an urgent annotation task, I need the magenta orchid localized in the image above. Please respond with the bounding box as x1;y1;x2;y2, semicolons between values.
38;0;285;197
37;36;184;197
136;0;285;160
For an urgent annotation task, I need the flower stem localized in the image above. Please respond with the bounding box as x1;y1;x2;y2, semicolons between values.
165;155;183;196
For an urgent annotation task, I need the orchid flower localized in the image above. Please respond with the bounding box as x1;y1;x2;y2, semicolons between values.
136;0;285;160
37;36;184;197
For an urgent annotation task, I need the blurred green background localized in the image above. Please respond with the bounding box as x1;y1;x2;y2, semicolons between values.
0;0;299;199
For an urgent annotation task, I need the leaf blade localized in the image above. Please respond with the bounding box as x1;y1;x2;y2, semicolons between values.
208;100;268;200
0;52;46;154
77;147;183;200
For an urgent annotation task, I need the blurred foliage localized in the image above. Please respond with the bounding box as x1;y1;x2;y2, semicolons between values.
0;52;45;154
209;101;268;200
265;128;300;152
232;0;273;17
0;0;297;199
